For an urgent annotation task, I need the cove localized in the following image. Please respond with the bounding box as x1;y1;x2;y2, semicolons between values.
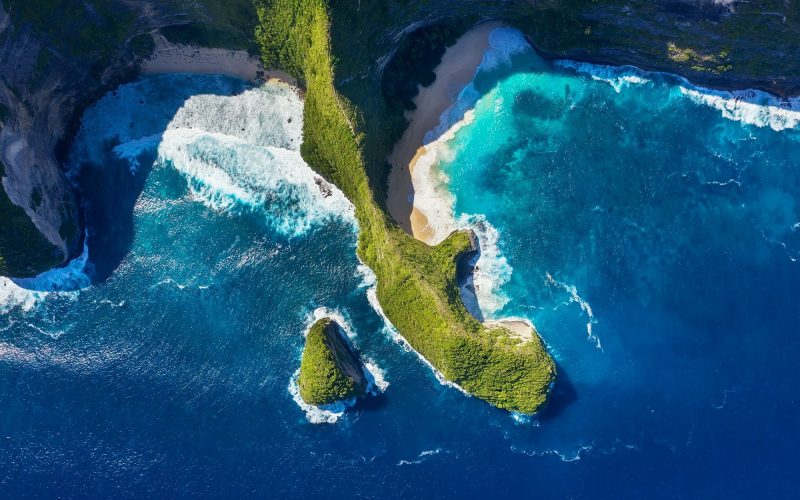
0;35;798;496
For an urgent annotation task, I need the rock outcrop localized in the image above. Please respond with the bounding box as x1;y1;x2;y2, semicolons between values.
298;318;368;406
2;0;799;278
0;0;256;277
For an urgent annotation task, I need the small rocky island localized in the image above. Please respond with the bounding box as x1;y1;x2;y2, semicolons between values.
298;318;368;406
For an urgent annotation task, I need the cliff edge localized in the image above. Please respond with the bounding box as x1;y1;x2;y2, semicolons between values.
298;318;368;406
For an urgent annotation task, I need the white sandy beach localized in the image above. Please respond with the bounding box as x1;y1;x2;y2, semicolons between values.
141;33;297;87
385;22;536;340
387;22;502;243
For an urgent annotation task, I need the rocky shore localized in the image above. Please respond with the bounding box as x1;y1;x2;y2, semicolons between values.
298;318;368;406
2;0;799;279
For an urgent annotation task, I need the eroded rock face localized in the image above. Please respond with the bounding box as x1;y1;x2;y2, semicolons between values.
298;319;368;406
0;4;83;276
2;0;799;277
0;0;254;277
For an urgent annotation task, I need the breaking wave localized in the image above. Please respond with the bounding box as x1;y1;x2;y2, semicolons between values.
290;305;388;424
1;236;91;313
553;53;800;132
679;87;800;131
410;27;529;321
546;273;601;350
554;60;651;93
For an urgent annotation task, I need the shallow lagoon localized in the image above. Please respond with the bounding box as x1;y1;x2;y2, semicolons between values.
1;29;799;496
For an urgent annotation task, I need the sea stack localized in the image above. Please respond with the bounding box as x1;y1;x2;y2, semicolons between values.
298;318;368;406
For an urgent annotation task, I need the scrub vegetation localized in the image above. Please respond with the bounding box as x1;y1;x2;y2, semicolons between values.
4;0;134;58
255;0;556;413
0;185;61;277
299;319;365;405
160;0;259;52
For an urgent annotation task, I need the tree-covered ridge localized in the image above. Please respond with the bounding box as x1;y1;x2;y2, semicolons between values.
256;0;556;413
298;319;365;406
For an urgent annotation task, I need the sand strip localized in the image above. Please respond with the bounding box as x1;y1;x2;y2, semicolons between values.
141;33;297;87
386;22;502;242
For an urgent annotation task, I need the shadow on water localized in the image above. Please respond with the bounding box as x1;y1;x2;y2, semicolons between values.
17;75;255;288
386;24;551;232
455;240;483;321
538;363;578;422
356;392;390;412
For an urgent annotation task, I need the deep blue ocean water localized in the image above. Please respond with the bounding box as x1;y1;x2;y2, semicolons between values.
2;28;800;497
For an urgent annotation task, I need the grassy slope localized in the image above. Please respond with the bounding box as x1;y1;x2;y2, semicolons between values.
255;0;556;414
299;319;361;405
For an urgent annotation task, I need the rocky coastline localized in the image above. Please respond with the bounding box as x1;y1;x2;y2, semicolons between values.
2;0;799;278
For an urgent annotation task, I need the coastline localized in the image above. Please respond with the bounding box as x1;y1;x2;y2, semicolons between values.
385;23;538;339
387;21;502;243
141;33;298;88
383;21;800;346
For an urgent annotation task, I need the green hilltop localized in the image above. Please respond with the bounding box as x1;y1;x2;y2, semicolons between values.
299;318;368;406
256;0;556;414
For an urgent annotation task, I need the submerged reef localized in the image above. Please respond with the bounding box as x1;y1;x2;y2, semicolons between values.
299;318;368;406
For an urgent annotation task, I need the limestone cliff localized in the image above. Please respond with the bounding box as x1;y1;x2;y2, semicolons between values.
1;0;798;277
0;0;256;277
298;318;368;406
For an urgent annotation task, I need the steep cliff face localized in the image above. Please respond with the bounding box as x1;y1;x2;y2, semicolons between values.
1;0;798;277
0;0;255;277
325;0;800;200
0;4;82;276
298;318;368;406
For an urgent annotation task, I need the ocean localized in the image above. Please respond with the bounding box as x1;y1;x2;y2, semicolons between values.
1;28;799;497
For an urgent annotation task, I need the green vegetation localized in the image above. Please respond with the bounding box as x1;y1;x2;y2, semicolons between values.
160;0;259;52
0;184;62;277
5;0;134;58
256;0;556;413
299;318;365;405
382;23;467;111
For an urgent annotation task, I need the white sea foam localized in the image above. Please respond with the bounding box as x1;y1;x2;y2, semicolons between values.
365;285;470;396
511;443;596;462
679;87;800;131
555;60;651;93
511;438;639;462
1;236;91;314
288;369;353;424
75;78;355;239
397;448;444;466
364;359;390;394
290;305;388;424
156;128;355;238
111;134;161;173
712;388;739;410
553;53;800;131
458;214;512;318
409;28;529;324
0;281;41;315
479;28;532;72
546;273;601;350
306;306;358;340
510;412;533;425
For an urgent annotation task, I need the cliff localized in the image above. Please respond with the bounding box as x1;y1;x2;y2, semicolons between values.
2;1;798;278
3;0;794;412
0;0;256;277
298;318;368;406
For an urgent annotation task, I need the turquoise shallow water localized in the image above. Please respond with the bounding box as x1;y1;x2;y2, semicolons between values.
1;28;799;496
